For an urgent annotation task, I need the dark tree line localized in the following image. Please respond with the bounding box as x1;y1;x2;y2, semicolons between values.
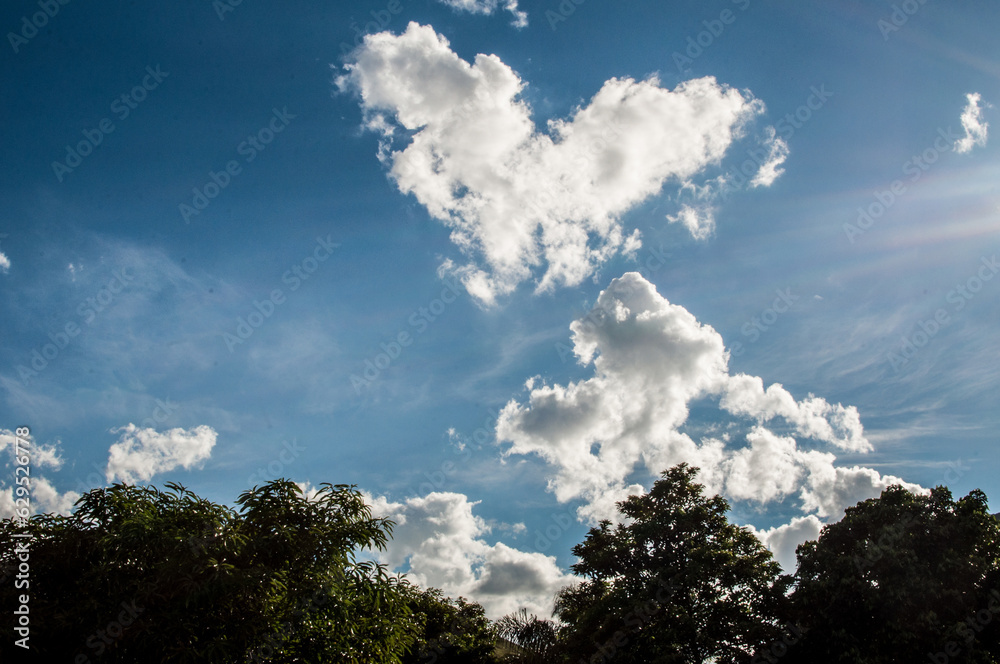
547;465;999;664
2;467;998;663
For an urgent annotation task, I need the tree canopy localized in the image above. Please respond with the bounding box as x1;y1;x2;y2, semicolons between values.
401;585;497;664
1;479;416;663
553;464;789;664
785;484;1000;664
3;469;999;663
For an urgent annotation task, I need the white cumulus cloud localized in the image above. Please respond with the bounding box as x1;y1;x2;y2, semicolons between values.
436;0;527;27
0;429;79;518
722;427;803;503
721;374;869;452
2;429;65;469
496;272;921;532
955;92;990;153
106;424;217;484
367;491;572;618
796;456;923;519
340;23;776;305
749;515;824;573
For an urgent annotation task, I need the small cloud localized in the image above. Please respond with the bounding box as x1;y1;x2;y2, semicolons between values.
749;129;789;188
437;0;528;27
0;429;78;518
0;233;9;274
955;92;990;154
668;204;716;240
106;424;217;483
749;515;823;572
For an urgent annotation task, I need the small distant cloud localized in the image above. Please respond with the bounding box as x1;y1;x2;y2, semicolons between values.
955;92;990;154
437;0;528;27
668;204;716;240
2;429;64;469
0;429;79;518
749;129;789;188
0;233;9;274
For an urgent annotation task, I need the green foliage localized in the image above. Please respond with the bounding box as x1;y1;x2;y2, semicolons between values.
554;464;788;664
4;470;999;663
494;608;559;664
785;485;1000;664
401;586;498;664
0;479;417;663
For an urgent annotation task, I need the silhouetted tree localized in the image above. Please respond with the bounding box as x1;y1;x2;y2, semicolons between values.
554;464;789;664
402;586;497;663
0;480;417;663
494;608;559;663
785;485;1000;664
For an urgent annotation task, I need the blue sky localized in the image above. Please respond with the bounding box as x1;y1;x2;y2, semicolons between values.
2;0;998;617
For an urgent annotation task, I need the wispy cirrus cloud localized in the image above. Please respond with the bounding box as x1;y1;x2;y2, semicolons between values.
437;0;527;27
955;92;990;154
0;233;10;274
